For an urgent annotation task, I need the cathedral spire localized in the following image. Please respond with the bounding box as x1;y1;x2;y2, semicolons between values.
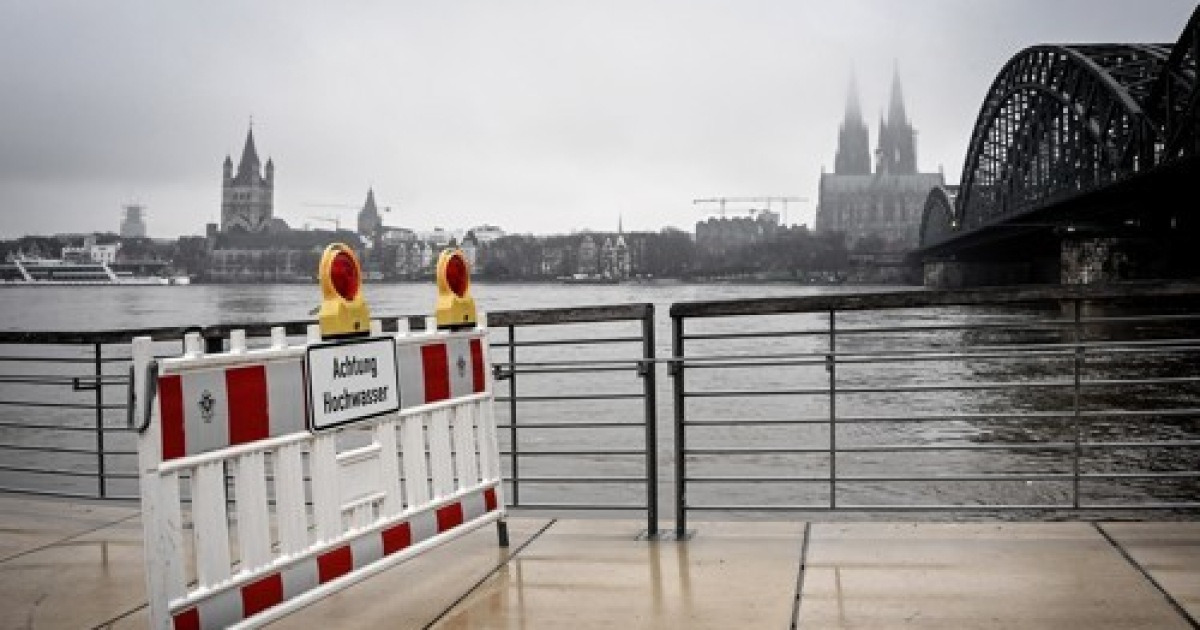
887;63;908;127
834;72;871;175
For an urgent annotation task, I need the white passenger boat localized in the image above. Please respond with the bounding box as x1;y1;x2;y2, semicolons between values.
0;254;186;286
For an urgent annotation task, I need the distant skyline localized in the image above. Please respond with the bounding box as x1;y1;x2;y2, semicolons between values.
0;1;1194;239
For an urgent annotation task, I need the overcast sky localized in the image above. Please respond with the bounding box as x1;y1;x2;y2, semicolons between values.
0;1;1194;239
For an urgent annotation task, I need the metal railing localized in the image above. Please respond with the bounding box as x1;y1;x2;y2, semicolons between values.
489;304;658;534
0;307;661;533
669;282;1200;538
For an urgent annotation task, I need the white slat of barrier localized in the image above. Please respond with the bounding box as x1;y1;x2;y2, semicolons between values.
400;415;430;508
311;433;341;540
451;404;478;489
375;421;403;518
479;401;501;481
234;451;272;569
428;409;455;498
193;460;233;585
135;338;185;630
370;319;383;336
158;472;187;602
184;331;202;358
230;329;247;353
274;442;309;554
270;326;287;349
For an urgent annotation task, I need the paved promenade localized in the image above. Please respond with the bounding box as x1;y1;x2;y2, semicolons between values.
1;495;1196;629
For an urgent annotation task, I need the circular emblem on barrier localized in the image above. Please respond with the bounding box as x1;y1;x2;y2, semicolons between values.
457;355;467;378
199;390;215;423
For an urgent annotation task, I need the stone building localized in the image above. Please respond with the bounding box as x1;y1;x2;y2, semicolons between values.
221;126;277;233
815;71;944;251
694;210;782;256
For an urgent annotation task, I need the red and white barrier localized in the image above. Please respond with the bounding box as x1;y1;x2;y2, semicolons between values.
131;318;505;630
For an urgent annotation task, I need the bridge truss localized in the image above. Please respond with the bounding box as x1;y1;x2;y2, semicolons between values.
921;6;1199;253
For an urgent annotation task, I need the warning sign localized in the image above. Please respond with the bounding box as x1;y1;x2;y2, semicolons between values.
305;337;400;431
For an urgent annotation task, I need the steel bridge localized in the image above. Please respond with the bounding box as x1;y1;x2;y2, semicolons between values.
918;6;1199;276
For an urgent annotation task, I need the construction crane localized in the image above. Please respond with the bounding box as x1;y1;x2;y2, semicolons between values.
692;196;808;224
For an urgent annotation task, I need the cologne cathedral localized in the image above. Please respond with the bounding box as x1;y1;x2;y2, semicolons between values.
815;70;944;251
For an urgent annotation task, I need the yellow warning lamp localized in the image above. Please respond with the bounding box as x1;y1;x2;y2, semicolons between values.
317;243;371;338
435;248;477;330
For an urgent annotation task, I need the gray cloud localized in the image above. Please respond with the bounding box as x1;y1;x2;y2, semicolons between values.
0;0;1194;238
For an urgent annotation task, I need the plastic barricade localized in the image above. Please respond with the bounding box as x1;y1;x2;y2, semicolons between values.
130;319;506;629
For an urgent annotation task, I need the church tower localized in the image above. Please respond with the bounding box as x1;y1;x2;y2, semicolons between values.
876;68;918;175
834;73;872;175
221;125;275;232
357;188;382;239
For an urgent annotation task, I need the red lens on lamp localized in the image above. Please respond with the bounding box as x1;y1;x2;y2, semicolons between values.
445;254;468;297
330;250;359;300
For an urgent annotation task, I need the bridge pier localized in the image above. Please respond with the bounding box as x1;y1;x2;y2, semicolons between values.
1060;237;1132;285
923;260;1036;289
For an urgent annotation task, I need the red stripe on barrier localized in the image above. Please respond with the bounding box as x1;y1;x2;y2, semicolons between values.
172;607;200;630
226;365;269;445
421;344;450;402
317;545;353;583
382;521;412;555
241;572;284;617
484;487;498;512
159;375;186;460
469;338;486;393
436;502;464;532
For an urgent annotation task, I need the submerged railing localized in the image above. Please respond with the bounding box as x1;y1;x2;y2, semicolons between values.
669;282;1200;538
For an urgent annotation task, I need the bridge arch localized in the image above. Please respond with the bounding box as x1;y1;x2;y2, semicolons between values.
918;185;958;247
919;38;1189;249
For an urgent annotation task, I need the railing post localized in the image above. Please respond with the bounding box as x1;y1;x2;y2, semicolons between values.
827;309;837;510
671;314;687;539
507;324;519;507
640;305;659;537
1072;298;1083;510
94;342;106;498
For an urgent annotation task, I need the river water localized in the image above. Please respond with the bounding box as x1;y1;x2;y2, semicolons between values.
1;282;1196;518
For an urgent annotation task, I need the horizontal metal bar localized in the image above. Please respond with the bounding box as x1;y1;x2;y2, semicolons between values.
507;365;637;375
685;504;1079;511
680;503;1200;512
684;409;1200;426
673;339;1200;367
1080;471;1200;479
0;400;124;410
1081;440;1200;449
489;303;652;326
0;356;100;364
685;473;1077;483
684;443;1077;455
492;336;644;348
503;476;647;483
500;449;646;456
0;442;122;455
505;503;646;510
682;319;1077;341
0;421;113;432
495;393;643;402
684;380;1075;398
0;485;137;501
496;421;645;429
669;281;1200;318
0;464;107;477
